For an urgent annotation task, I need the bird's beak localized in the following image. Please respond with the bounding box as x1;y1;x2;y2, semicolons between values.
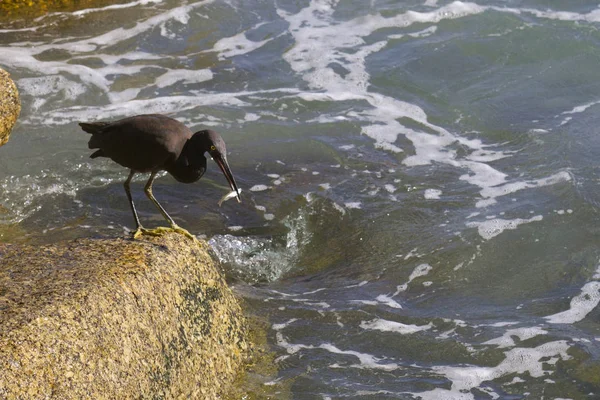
213;153;241;202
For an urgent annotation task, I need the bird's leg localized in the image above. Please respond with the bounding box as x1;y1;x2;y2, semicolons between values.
144;171;177;226
124;170;146;239
142;171;197;241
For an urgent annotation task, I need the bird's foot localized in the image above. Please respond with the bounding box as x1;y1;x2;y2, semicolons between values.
131;225;198;242
131;227;164;239
167;224;198;242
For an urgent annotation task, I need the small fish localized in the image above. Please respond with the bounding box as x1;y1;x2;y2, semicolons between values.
218;188;242;207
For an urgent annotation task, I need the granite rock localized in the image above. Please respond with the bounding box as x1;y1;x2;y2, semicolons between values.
0;68;20;148
0;232;248;399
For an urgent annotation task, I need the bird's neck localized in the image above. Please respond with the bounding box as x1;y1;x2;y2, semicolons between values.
166;141;207;183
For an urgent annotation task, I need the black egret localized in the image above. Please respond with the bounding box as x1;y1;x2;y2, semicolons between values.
79;114;241;239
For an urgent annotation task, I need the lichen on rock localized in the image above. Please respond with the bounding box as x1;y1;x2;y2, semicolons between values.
0;232;249;399
0;68;20;148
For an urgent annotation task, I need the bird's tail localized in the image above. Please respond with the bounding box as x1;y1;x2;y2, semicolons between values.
79;121;109;134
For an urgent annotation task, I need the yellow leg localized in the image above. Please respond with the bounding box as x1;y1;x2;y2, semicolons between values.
128;172;198;242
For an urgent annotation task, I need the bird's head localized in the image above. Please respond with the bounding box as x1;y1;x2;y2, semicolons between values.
195;129;241;202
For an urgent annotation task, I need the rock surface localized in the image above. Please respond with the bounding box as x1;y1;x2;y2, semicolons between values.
0;68;20;148
0;233;248;399
0;0;123;18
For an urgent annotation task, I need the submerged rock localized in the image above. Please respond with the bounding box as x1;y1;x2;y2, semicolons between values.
0;68;20;148
0;0;123;19
0;232;248;398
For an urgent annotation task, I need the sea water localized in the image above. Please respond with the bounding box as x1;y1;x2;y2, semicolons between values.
1;0;600;398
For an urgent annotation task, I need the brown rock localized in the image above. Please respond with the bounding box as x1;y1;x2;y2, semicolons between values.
0;232;249;399
0;68;20;147
0;0;126;19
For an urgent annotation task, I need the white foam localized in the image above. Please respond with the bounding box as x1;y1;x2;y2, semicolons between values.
395;263;433;294
545;263;600;324
320;343;399;371
409;263;433;281
424;188;442;199
361;318;432;334
518;6;600;23
42;0;164;19
557;100;600;125
274;320;399;370
477;171;571;206
562;101;600;115
384;184;396;193
0;26;45;33
482;327;548;348
350;300;379;306
375;295;402;309
507;377;526;385
403;247;421;260
344;202;362;209
389;26;438;40
475;198;497;208
250;184;270;192
559;116;573;126
416;340;571;399
18;75;87;111
12;1;211;52
244;113;260;121
155;68;213;88
481;322;519;328
34;90;256;124
159;7;191;39
466;215;543;240
76;2;212;49
528;128;549;134
210;24;276;59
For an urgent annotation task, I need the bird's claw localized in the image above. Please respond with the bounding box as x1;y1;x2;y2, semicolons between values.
167;225;198;242
131;225;198;242
131;227;163;239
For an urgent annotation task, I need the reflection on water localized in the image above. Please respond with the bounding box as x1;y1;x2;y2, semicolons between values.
2;0;600;397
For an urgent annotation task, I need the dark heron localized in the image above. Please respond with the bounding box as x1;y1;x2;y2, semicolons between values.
79;114;241;239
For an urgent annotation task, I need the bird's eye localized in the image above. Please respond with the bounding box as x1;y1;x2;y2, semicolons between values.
210;145;216;151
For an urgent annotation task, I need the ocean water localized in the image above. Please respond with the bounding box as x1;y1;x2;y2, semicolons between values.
1;0;600;398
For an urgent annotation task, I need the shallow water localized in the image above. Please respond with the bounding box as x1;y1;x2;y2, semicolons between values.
1;0;600;398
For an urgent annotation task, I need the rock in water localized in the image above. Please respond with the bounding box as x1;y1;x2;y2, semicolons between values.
0;68;20;147
0;232;249;398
